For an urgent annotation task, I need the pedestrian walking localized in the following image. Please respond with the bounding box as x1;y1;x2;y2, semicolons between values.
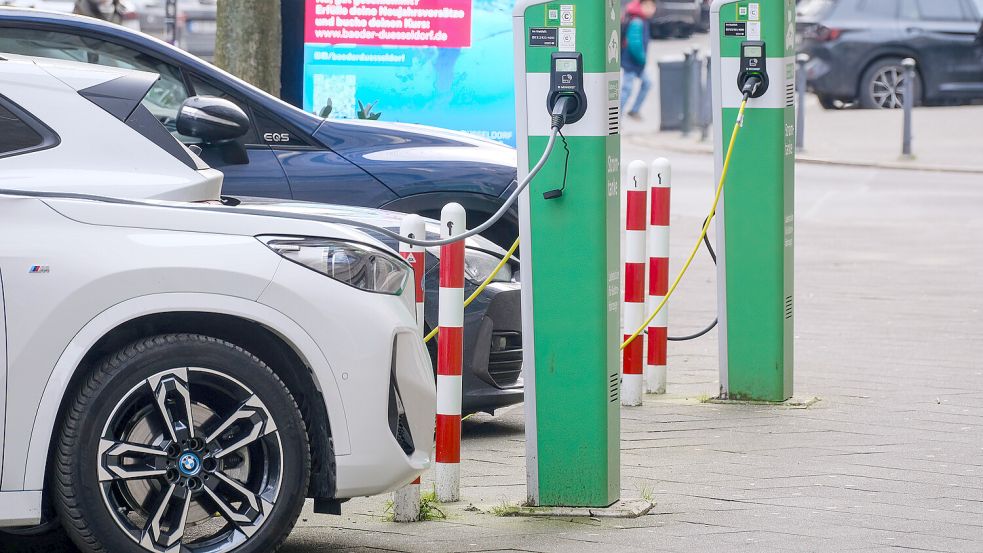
621;0;656;120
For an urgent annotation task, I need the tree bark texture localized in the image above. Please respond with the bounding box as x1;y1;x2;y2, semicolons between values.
215;0;282;96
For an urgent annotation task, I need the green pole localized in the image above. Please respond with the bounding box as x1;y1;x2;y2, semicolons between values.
515;0;621;507
711;0;796;402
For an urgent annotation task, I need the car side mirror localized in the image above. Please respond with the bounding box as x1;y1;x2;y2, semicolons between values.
177;96;250;164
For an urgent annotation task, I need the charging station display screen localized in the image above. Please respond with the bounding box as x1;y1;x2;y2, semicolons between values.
555;59;578;72
743;46;763;58
301;0;519;146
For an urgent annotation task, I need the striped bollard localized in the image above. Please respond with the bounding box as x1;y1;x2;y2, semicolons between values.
392;214;426;521
435;203;465;502
646;158;671;395
622;161;648;407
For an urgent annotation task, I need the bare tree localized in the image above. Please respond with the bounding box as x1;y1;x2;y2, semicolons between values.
214;0;282;96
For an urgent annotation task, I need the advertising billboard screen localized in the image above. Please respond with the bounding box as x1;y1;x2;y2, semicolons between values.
303;0;517;146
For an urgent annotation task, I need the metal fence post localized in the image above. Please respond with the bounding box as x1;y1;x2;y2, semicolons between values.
796;53;809;153
681;51;693;136
689;47;701;139
700;56;712;142
901;58;916;159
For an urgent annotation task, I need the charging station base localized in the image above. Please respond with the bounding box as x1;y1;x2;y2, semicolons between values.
507;499;656;519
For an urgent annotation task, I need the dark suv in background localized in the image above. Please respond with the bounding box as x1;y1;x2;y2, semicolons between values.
798;0;983;108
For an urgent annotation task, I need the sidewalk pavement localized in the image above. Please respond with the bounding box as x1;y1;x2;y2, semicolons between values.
622;98;983;174
281;153;983;552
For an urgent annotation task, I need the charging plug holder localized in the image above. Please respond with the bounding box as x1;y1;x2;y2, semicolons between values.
547;51;587;124
737;41;769;98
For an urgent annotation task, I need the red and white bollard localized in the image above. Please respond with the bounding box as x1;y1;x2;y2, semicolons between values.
436;203;465;502
392;214;426;521
647;158;671;394
622;160;648;407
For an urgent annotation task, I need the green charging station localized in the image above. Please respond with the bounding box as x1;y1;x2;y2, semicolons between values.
711;0;796;402
514;0;621;507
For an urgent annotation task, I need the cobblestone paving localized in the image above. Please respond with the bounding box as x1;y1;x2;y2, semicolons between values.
283;156;983;552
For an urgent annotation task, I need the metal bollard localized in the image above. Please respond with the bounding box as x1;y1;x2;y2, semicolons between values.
646;158;671;395
681;51;693;136
796;53;809;153
700;57;713;142
392;214;427;521
435;203;466;502
902;58;916;159
622;161;648;407
689;48;702;138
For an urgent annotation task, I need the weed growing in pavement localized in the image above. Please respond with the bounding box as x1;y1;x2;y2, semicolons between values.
418;487;446;521
382;486;446;522
490;501;521;517
636;482;654;502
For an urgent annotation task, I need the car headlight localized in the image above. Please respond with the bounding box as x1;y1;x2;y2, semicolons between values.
260;236;409;295
425;246;514;284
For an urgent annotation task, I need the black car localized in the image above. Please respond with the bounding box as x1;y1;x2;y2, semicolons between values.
798;0;983;108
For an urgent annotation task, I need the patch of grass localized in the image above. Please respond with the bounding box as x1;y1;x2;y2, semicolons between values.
636;482;654;502
383;486;446;522
490;501;522;517
418;487;446;521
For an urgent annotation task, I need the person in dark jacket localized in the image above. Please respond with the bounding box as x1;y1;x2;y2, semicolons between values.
621;0;656;120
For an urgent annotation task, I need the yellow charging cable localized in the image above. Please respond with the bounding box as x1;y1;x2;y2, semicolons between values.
621;97;749;350
423;237;520;344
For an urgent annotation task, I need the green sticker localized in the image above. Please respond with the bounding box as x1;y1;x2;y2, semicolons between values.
546;3;560;26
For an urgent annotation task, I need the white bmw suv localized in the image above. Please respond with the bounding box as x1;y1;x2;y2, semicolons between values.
0;54;435;552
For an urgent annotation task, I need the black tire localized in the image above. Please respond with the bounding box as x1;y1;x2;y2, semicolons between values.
0;522;78;553
52;334;310;553
859;58;922;109
817;94;840;110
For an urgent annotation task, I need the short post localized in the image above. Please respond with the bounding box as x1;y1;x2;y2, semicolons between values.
689;47;702;137
164;0;178;44
392;214;426;521
646;158;671;395
435;203;466;502
796;53;809;153
681;51;693;136
700;57;712;142
901;58;916;159
622;161;648;407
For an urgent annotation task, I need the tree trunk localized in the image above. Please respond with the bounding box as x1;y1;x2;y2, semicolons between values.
214;0;282;97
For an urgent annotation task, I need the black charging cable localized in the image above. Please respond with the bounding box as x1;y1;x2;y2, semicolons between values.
544;96;576;200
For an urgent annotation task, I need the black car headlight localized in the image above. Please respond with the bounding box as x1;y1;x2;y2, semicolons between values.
261;236;409;295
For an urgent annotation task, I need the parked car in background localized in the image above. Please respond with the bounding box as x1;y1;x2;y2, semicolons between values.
0;8;520;250
652;0;703;38
0;0;140;27
132;0;216;60
0;53;435;553
797;0;983;108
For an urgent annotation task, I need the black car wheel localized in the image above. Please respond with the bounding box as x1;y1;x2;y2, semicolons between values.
816;94;841;110
860;58;922;109
52;334;310;553
0;520;77;553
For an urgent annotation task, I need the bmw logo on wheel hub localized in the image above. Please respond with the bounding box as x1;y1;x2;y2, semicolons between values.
178;452;202;476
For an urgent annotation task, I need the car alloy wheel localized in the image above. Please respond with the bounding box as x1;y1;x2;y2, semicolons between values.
869;65;908;109
53;334;309;553
98;367;283;552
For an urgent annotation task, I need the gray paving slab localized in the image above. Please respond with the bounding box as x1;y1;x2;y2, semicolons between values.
283;130;982;551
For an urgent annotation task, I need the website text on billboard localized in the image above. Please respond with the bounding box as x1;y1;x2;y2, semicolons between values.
306;0;472;47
